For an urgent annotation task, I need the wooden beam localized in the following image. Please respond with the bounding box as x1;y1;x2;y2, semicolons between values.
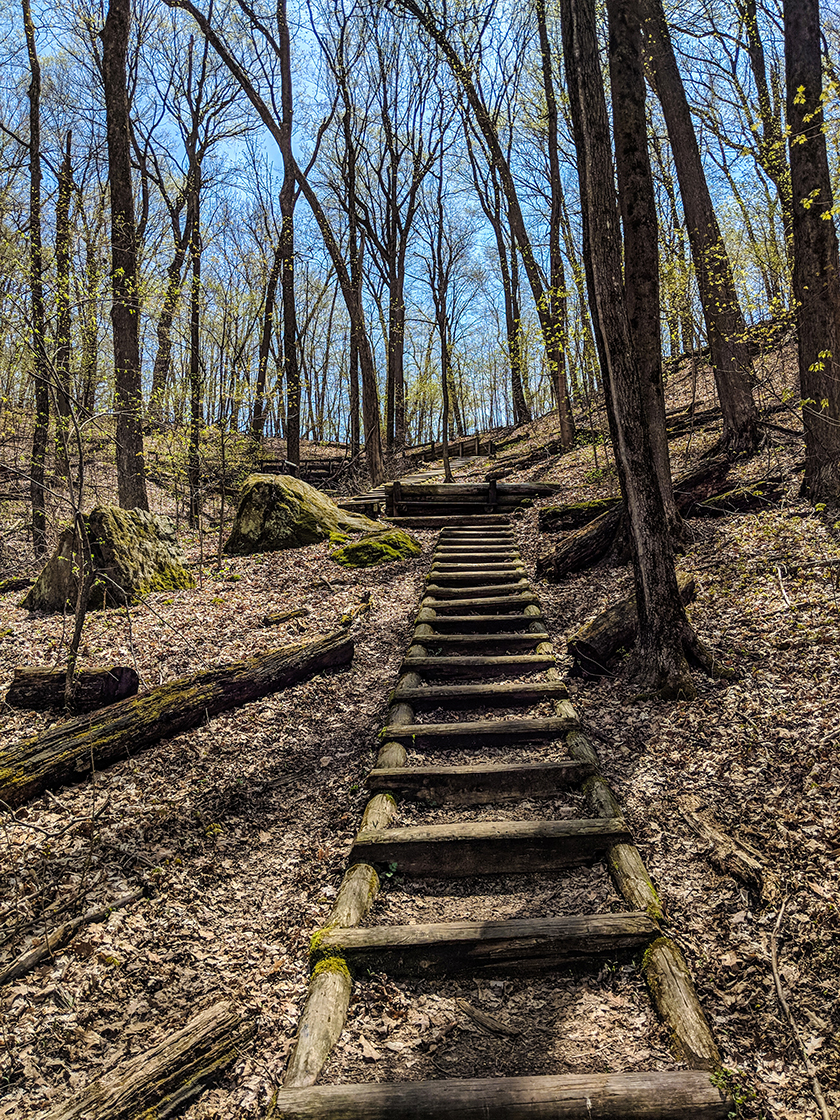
380;715;577;748
366;758;593;803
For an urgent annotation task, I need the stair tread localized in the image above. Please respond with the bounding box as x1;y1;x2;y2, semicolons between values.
392;680;566;705
367;759;594;803
381;716;575;743
271;1071;730;1119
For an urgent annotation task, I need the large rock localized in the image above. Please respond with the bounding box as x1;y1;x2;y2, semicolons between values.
331;528;422;568
23;507;194;612
224;474;381;555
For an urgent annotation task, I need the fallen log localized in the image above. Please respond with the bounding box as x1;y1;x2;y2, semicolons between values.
536;458;731;579
43;999;255;1120
0;889;144;986
0;631;354;810
690;478;784;517
4;665;139;713
568;573;696;678
262;608;310;626
538;497;620;532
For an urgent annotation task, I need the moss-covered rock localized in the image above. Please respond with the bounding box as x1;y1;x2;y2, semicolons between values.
224;474;382;555
330;528;421;568
23;507;194;613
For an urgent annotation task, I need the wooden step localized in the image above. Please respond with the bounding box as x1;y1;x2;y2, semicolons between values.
422;594;540;613
392;680;568;707
317;911;658;976
381;715;576;749
414;614;547;633
425;580;532;599
387;516;510;528
403;654;555;679
350;817;631;876
367;758;593;803
413;633;546;651
428;570;525;585
269;1071;729;1119
431;561;524;571
433;551;520;561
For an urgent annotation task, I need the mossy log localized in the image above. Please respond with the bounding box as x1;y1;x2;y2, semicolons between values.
43;1000;255;1120
539;498;621;532
568;572;696;678
690;478;784;517
0;631;353;809
4;665;139;713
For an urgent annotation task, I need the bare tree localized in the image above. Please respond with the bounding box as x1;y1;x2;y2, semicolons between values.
102;0;148;509
785;0;840;502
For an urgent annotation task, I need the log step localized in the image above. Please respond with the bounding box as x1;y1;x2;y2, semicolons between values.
366;758;593;803
403;654;555;679
421;595;540;614
428;570;525;584
413;633;547;650
387;516;511;527
392;680;568;708
270;1071;729;1119
415;614;546;632
350;817;631;876
431;562;524;571
381;716;576;748
317;911;658;976
424;580;532;599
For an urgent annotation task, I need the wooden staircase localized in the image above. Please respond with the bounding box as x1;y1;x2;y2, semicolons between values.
270;520;729;1119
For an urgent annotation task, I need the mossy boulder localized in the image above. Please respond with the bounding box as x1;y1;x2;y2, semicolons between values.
224;474;382;555
23;507;194;613
330;528;421;568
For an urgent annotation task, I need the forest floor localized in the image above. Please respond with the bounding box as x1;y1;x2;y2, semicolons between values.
1;346;839;1119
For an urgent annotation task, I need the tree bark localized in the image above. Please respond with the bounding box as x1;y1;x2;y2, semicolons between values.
0;631;353;809
103;0;149;510
54;131;74;485
148;239;188;423
23;0;49;556
640;0;760;454
560;0;704;699
607;0;678;534
785;0;840;503
277;0;301;468
250;240;282;441
4;665;139;713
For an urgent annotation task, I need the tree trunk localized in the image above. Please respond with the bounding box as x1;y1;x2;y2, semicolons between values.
54;131;73;486
103;0;149;510
0;631;354;810
785;0;840;503
640;0;759;454
23;0;49;556
561;0;707;699
149;238;189;424
187;188;202;528
251;240;282;442
607;0;679;535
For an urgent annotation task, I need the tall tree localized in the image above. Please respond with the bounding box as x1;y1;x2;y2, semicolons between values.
22;0;49;553
561;0;716;698
102;0;148;510
784;0;840;502
640;0;760;454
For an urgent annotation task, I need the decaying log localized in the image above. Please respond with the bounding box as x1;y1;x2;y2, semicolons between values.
690;478;784;517
538;498;620;532
262;608;310;626
0;889;144;986
0;631;354;809
536;458;731;578
536;508;623;581
568;573;696;678
4;665;139;713
43;1000;254;1120
678;798;777;902
0;576;34;595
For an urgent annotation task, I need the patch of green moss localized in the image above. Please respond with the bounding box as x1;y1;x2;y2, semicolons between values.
331;528;421;569
310;955;352;984
329;530;350;546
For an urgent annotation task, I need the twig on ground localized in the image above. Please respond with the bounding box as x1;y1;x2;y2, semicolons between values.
771;899;832;1120
775;566;794;611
